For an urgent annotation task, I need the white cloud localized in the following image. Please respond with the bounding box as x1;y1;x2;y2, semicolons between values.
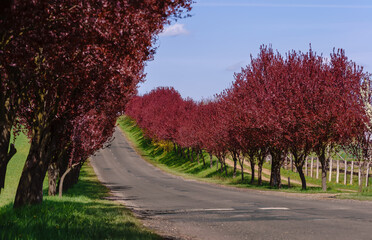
226;61;246;72
159;23;189;37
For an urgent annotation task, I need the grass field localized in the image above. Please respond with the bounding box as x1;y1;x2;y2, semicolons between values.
0;132;30;207
118;116;372;199
0;133;160;240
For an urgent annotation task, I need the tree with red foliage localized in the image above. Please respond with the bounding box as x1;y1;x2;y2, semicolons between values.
233;47;317;189
57;108;118;197
2;0;192;207
201;99;230;175
309;50;365;191
128;87;185;144
232;46;288;188
223;81;262;183
277;50;319;190
126;45;366;192
0;1;28;193
192;101;217;168
175;98;199;161
232;46;365;190
190;102;211;165
217;89;244;179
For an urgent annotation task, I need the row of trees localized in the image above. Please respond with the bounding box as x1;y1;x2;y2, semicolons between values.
0;0;192;207
126;46;372;191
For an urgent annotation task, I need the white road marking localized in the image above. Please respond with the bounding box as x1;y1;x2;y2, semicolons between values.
197;208;235;211
259;207;289;210
175;208;235;213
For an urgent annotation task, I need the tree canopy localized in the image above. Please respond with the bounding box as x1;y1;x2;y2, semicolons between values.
126;45;370;191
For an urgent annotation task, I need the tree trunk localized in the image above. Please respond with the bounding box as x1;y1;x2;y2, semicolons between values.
58;163;81;197
292;152;307;190
56;152;78;193
232;153;237;178
218;156;223;173
270;150;283;188
14;126;54;208
209;152;213;168
216;154;219;171
321;162;327;191
173;142;177;154
200;150;205;166
181;147;185;158
257;162;263;185
195;149;200;164
317;147;328;191
238;155;244;181
250;160;255;184
257;156;264;186
0;143;16;191
59;166;72;198
0;70;19;193
358;161;367;193
217;155;224;174
177;145;182;157
0;123;16;191
296;164;307;190
270;162;281;188
70;164;82;186
48;162;59;196
14;147;50;207
249;154;255;184
222;156;228;176
257;149;267;186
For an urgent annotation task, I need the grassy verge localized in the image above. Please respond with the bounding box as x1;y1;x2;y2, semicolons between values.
0;132;30;207
117;116;372;200
0;133;160;240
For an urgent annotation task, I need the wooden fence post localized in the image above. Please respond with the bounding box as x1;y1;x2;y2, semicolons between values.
305;157;308;176
350;161;354;185
310;157;314;178
290;155;293;172
358;163;361;187
316;158;319;179
336;153;347;185
344;160;347;185
336;160;340;183
329;158;333;182
366;163;370;187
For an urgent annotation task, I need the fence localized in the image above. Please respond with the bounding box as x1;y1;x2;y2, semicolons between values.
267;155;372;187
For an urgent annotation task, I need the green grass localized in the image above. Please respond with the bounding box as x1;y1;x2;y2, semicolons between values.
118;116;372;199
0;132;30;206
337;189;372;201
0;133;160;240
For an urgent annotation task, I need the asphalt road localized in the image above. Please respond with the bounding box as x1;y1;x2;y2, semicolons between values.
91;128;372;240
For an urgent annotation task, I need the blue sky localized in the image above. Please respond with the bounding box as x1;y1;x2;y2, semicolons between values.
139;0;372;100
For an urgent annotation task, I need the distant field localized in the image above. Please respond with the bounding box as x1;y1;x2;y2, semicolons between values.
0;132;160;240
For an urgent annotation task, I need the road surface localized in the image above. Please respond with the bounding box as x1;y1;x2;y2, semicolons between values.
91;128;372;240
